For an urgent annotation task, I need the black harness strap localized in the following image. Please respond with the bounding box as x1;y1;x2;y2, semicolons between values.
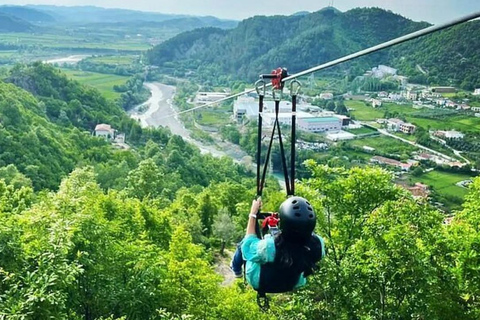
289;79;301;196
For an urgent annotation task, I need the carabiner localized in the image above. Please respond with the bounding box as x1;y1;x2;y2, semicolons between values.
255;79;266;97
290;79;302;96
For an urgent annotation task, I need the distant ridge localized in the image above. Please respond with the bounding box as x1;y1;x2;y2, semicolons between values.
0;5;55;23
0;12;33;32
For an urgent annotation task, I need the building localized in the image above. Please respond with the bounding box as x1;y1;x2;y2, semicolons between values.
371;65;397;78
326;130;355;141
297;117;341;133
471;107;480;112
319;93;333;100
195;91;229;104
399;122;416;134
363;146;375;152
95;124;115;139
434;130;464;139
372;99;382;108
474;88;480;95
405;182;430;198
430;86;456;93
475;113;480;118
406;90;419;101
387;118;416;134
370;156;412;171
386;118;404;131
262;111;314;127
334;115;351;127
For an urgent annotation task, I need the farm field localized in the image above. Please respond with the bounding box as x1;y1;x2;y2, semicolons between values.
0;33;151;51
61;69;129;100
88;55;138;65
347;100;480;132
412;170;474;205
349;135;419;156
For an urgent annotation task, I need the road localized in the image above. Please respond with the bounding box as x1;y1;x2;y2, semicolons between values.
377;128;458;162
129;82;248;161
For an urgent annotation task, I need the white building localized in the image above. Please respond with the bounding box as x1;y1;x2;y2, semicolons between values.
233;98;305;123
371;65;397;78
319;93;334;100
387;118;416;134
471;107;480;112
326;130;356;141
195;91;229;104
473;88;480;95
372;99;382;108
262;111;313;127
95;124;115;139
445;131;464;139
297;117;342;133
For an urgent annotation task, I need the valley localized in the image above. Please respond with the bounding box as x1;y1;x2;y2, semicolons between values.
1;4;480;319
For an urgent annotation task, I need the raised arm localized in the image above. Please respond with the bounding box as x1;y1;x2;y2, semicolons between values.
246;198;262;236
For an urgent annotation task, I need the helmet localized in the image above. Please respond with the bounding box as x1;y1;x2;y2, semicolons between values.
278;197;316;240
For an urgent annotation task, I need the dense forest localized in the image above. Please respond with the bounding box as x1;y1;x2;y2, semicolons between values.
0;63;480;318
147;7;480;89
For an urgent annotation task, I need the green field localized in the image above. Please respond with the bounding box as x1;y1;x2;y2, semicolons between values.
412;171;473;199
89;55;138;65
349;135;419;156
347;100;480;133
61;69;129;100
196;110;231;126
0;33;151;51
345;126;377;135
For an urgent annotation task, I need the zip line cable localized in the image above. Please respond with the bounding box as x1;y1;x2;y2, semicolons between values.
156;10;480;120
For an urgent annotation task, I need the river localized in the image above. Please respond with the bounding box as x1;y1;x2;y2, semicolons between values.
44;55;91;65
129;82;248;161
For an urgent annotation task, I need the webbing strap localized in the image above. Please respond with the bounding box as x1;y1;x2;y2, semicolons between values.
256;292;270;311
256;94;264;196
275;100;292;196
290;94;297;196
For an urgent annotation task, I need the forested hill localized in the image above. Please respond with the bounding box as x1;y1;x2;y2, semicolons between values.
147;7;429;81
147;7;480;89
0;12;33;32
390;20;480;89
0;5;55;23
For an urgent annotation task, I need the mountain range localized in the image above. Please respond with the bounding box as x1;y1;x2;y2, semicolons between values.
147;7;480;89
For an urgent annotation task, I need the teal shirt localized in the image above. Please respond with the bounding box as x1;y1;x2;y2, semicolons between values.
241;234;325;290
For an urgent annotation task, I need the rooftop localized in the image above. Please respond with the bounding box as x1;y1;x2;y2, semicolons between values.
302;117;340;123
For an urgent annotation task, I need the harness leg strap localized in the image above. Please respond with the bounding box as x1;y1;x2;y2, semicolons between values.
256;292;270;311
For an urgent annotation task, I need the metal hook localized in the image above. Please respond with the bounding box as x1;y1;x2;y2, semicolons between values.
255;79;266;97
272;88;282;102
290;79;302;96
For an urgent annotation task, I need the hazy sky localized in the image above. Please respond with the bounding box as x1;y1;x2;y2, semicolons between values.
2;0;480;23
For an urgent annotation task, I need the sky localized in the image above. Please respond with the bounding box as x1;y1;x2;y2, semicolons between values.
2;0;480;24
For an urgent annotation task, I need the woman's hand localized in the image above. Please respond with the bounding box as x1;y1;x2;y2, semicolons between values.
250;198;262;215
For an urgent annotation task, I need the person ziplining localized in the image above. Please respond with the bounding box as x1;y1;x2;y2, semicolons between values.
230;68;326;310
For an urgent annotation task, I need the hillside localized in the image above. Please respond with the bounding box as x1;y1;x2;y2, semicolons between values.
147;7;429;81
0;12;33;32
147;7;480;89
390;20;480;89
0;5;55;23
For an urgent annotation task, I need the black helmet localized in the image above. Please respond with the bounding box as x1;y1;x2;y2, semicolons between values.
278;196;316;239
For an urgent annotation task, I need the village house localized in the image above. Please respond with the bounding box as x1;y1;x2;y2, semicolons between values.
405;182;430;198
319;92;333;100
435;130;465;139
370;156;413;171
95;124;115;140
372;98;382;108
473;88;480;95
